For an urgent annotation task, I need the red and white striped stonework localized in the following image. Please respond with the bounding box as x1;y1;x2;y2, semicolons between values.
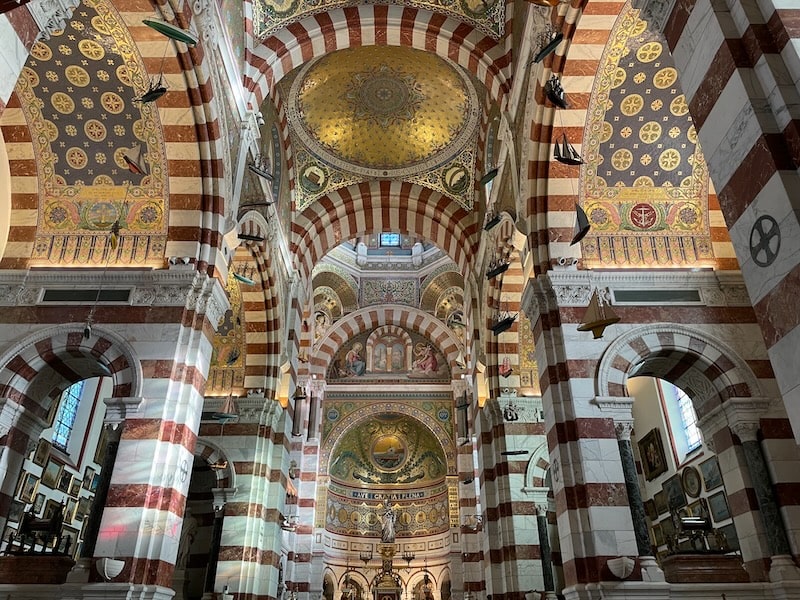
198;395;288;600
0;6;39;119
244;5;512;110
290;180;481;283
309;305;463;380
653;0;800;445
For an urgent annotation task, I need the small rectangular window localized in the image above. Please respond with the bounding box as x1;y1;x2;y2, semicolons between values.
380;233;401;247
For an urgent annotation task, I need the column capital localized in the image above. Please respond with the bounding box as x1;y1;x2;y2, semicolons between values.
723;397;772;442
631;0;677;32
592;396;635;436
615;420;635;441
212;487;238;513
0;398;48;438
103;396;145;430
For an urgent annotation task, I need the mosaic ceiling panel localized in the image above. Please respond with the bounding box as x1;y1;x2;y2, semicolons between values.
253;0;504;41
16;0;167;265
285;46;479;211
207;273;247;392
580;7;713;267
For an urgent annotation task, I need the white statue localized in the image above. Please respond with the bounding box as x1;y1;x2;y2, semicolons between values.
381;499;396;543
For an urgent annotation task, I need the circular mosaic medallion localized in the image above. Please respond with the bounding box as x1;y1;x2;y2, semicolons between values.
630;203;658;229
65;65;90;87
78;39;105;60
670;94;689;116
639;121;662;143
611;148;633;170
30;42;52;61
51;92;75;114
636;41;662;62
66;147;88;169
620;94;644;116
84;119;107;142
101;91;125;114
371;433;407;472
653;67;677;89
750;215;780;267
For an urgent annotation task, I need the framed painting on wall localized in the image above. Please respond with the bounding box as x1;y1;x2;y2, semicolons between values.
699;456;723;491
644;499;658;521
638;428;668;481
663;473;687;511
682;465;702;498
653;490;669;515
41;459;62;488
18;472;39;503
33;439;51;466
708;490;731;522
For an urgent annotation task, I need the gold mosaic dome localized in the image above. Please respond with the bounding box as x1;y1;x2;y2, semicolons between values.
288;46;479;177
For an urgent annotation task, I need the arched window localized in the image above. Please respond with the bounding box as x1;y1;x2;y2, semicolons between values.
659;379;702;463
52;380;85;451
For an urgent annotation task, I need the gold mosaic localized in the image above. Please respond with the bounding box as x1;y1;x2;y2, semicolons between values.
579;7;713;267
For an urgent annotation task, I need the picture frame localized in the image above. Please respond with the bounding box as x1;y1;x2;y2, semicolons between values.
32;439;51;467
7;500;24;523
663;473;687;511
83;466;96;490
41;459;62;488
90;473;101;492
61;525;80;558
653;490;669;515
660;514;676;539
18;472;39;503
32;492;45;515
682;465;702;498
65;497;78;523
708;490;731;522
644;499;658;521
69;478;81;497
44;499;62;519
638;428;668;481
57;470;73;494
75;496;91;521
652;523;664;547
718;523;739;551
699;456;723;491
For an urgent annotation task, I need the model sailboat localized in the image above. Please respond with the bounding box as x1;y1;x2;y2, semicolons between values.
570;203;590;245
554;133;583;165
577;289;620;339
545;75;568;109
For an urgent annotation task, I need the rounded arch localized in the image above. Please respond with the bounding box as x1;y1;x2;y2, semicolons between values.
245;6;511;108
525;440;550;490
365;325;414;372
291;181;479;281
0;324;142;421
310;305;464;379
194;437;237;491
597;323;762;419
319;402;457;476
236;211;286;395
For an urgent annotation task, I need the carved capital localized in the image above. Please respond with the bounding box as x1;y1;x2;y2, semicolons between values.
729;421;759;443
192;0;218;44
615;420;635;441
212;486;237;512
722;397;771;442
631;0;677;33
27;0;81;41
103;396;145;430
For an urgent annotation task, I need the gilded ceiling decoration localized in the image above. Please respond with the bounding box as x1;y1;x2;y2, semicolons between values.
580;8;713;267
518;313;540;394
252;0;504;42
285;47;479;211
207;272;247;392
15;0;168;265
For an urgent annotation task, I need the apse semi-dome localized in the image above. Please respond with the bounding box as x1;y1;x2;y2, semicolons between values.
287;46;480;178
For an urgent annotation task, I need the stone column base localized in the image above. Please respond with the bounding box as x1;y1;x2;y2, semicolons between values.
770;555;800;582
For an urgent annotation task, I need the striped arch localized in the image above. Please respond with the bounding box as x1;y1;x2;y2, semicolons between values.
194;437;237;490
237;211;285;396
244;5;512;108
309;305;462;379
525;440;550;489
365;326;413;372
291;181;480;281
0;324;141;422
597;323;761;419
482;218;523;396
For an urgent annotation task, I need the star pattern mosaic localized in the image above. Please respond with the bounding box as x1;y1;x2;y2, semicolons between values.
15;0;168;265
580;7;713;267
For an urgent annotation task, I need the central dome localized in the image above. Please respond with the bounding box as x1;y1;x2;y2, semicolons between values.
288;46;479;177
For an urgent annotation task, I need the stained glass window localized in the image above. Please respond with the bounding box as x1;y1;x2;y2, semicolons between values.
52;380;85;451
675;385;702;452
380;233;401;247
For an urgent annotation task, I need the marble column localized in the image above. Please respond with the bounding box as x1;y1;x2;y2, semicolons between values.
535;508;554;593
615;420;651;556
723;398;800;582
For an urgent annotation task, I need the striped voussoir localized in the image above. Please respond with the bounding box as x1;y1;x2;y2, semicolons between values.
291;180;480;281
659;0;800;426
244;5;512;108
0;7;39;119
309;305;463;380
237;214;285;395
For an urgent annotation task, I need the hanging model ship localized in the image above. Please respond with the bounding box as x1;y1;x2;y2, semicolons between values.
545;75;568;109
491;310;518;335
486;255;510;279
570;203;591;245
484;210;502;231
533;28;563;64
577;289;620;339
554;133;584;166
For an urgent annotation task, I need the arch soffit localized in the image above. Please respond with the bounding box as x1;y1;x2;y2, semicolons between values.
0;324;142;421
311;305;464;378
194;436;238;491
525;440;550;489
319;402;456;476
246;6;511;106
597;323;761;417
291;182;479;281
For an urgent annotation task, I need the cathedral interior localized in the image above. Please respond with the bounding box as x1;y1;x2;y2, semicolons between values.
0;0;798;598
